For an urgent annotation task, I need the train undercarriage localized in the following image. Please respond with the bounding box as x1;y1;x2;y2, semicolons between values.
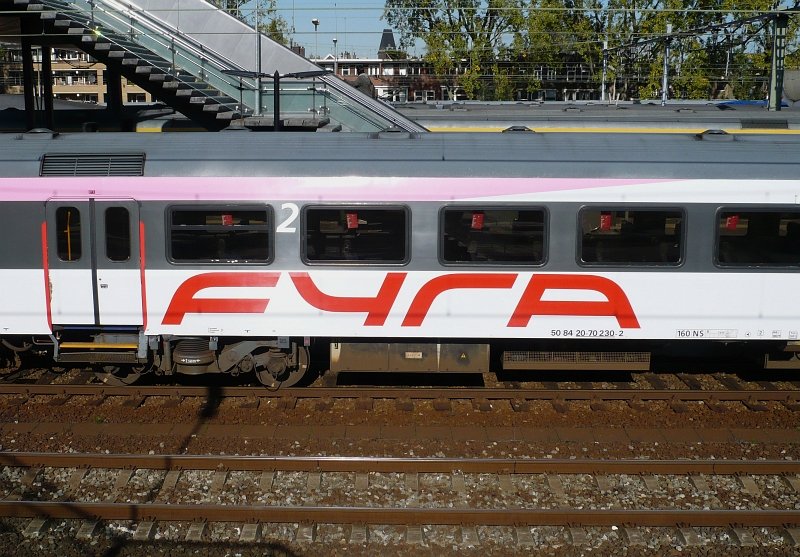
2;329;800;387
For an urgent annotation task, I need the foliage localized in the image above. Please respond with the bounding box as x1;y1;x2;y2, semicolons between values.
492;63;516;99
384;0;524;98
384;0;799;100
382;49;410;60
210;0;289;45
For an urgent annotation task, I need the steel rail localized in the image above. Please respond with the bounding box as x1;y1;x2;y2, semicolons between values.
2;452;800;475
1;384;799;402
0;501;797;527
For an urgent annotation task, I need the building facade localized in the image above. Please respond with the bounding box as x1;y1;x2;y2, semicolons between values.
2;47;151;104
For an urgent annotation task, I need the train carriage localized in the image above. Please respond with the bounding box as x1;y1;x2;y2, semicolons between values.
1;129;800;386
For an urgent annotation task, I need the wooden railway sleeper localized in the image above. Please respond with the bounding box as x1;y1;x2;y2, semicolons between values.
743;396;769;411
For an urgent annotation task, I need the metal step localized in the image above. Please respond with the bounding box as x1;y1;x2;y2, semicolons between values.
41;0;71;8
148;73;174;82
59;342;138;350
135;64;172;74
56;340;141;364
190;95;232;105
113;53;145;62
172;86;217;96
202;103;235;113
161;80;202;91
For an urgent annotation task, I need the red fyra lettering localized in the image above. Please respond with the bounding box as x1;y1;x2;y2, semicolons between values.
402;274;517;326
162;272;639;328
508;274;639;328
290;272;406;326
162;272;279;325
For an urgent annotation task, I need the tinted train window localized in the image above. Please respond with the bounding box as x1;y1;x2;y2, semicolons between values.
304;207;408;263
169;207;271;263
55;206;81;261
580;209;683;264
105;207;130;262
717;210;800;266
441;208;545;264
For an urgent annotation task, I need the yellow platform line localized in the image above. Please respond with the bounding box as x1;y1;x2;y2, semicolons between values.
426;126;800;134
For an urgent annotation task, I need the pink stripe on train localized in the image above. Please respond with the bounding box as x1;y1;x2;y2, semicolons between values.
0;176;665;202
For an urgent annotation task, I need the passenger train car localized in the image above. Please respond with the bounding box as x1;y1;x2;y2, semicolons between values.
1;129;800;386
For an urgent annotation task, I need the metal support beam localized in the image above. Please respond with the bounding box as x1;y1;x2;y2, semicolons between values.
40;45;54;130
601;45;607;102
20;19;37;130
661;24;672;107
273;71;280;131
769;14;788;112
104;65;124;120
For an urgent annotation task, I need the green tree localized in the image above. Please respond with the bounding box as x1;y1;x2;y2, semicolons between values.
512;0;605;99
211;0;289;45
492;63;516;99
383;0;524;99
604;0;799;100
384;0;797;101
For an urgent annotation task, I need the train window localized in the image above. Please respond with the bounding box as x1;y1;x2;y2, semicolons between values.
105;207;130;262
441;208;545;264
169;207;271;263
304;207;408;263
55;206;82;261
580;209;683;265
717;210;800;266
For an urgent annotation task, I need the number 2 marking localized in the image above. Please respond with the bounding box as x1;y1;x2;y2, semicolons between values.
276;203;299;233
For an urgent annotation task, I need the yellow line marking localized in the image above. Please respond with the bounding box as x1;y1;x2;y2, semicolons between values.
426;126;800;134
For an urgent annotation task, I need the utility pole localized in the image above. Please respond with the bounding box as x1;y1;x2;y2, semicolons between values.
769;14;788;112
661;24;671;107
333;37;338;75
254;2;262;116
601;42;608;102
601;11;609;102
312;18;319;60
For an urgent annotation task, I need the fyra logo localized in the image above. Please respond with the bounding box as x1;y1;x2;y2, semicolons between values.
162;272;639;328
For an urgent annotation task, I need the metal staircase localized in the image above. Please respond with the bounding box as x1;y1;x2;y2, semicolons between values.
1;0;426;131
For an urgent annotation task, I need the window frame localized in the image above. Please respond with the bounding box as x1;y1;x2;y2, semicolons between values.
301;204;411;265
166;204;273;265
55;205;83;262
438;205;549;267
714;206;800;268
576;205;686;267
104;206;131;262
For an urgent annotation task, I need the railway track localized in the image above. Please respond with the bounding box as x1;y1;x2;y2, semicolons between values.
2;454;799;537
2;383;800;409
2;371;798;551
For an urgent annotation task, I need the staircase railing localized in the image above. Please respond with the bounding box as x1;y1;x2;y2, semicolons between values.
61;0;426;130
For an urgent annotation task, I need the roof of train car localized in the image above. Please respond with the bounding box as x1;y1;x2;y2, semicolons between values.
394;101;800;133
1;129;799;180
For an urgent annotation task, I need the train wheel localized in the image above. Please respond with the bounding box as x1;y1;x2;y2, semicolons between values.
0;339;28;375
256;347;309;389
95;364;146;386
0;352;22;374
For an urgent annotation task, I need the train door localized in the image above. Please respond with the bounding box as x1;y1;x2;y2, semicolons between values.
45;199;143;327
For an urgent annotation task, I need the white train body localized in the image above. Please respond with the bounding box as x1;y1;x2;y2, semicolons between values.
1;131;799;383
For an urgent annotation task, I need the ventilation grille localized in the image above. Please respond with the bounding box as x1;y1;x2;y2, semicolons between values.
502;351;650;371
40;153;145;176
